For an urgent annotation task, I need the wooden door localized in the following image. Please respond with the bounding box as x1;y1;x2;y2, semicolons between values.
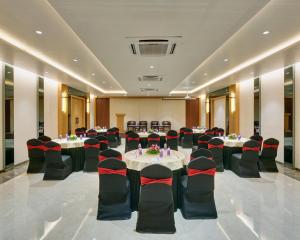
95;98;110;128
186;98;200;128
70;96;86;134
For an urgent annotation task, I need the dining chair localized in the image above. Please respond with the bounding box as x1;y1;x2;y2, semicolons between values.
83;138;100;172
27;138;45;173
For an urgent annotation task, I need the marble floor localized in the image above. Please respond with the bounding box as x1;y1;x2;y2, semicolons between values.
1;142;300;240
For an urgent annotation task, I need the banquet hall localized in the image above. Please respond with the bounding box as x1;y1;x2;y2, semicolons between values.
1;0;300;239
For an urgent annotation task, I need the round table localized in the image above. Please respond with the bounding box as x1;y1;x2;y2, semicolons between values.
124;149;185;211
214;137;250;169
137;132;167;148
95;129;107;134
53;138;89;171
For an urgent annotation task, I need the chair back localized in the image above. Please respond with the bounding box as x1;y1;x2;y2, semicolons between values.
216;128;224;136
106;128;118;143
99;149;122;162
44;141;64;168
98;158;127;204
140;164;173;188
86;129;98;138
211;127;219;136
95;135;109;151
75;128;85;137
182;128;193;140
261;138;279;159
241;140;260;162
27;138;45;160
250;135;263;150
179;127;186;140
162;121;171;132
205;129;215;137
191;148;212;161
187;157;216;201
197;134;211;149
208;138;224;169
148;133;160;147
84;138;100;160
126;132;140;152
139;121;148;131
166;130;178;150
151;121;159;128
38;135;51;143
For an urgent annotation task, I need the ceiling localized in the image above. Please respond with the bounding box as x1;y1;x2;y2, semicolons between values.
2;0;300;97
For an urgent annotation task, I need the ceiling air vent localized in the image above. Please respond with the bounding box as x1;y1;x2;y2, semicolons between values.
140;88;159;92
138;75;163;82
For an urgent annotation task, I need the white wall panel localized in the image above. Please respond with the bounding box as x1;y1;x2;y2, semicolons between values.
239;79;254;137
294;63;300;169
213;97;226;130
261;69;284;163
110;98;185;131
44;78;58;139
0;63;3;170
89;94;95;129
14;67;38;164
200;95;206;128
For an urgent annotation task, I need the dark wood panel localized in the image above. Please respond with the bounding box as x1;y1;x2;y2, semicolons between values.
186;98;200;128
95;98;110;128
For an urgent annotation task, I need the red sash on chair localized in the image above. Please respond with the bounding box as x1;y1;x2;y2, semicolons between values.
99;140;109;144
84;143;100;149
243;146;260;152
148;137;160;141
45;145;61;151
87;132;97;136
27;145;46;151
190;156;213;161
107;131;117;135
188;168;216;176
98;167;126;176
198;140;208;144
98;155;122;162
141;177;172;186
183;132;193;135
263;143;279;150
166;135;178;139
128;137;139;141
208;144;224;149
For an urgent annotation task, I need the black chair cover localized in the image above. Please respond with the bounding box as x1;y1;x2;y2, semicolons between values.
250;134;263;150
205;129;215;137
136;164;176;234
43;141;72;180
181;128;193;148
83;138;100;172
181;157;217;219
27;138;45;173
127;121;137;131
166;130;178;151
197;134;211;149
211;127;219;136
139;121;148;131
231;140;260;178
95;135;109;151
150;121;159;131
86;129;98;138
112;127;121;145
178;127;186;146
147;133;160;147
208;138;224;172
162;121;171;132
126;132;139;152
191;148;213;161
258;138;279;172
99;149;122;162
97;158;131;220
106;128;118;148
216;128;225;136
75;127;85;137
38;135;51;143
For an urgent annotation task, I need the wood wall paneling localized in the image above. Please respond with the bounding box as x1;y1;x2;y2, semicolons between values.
58;84;69;136
229;84;240;134
70;96;86;134
96;98;110;128
185;98;200;128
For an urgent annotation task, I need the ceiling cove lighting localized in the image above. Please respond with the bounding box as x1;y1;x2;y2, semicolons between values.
0;29;127;95
171;33;300;95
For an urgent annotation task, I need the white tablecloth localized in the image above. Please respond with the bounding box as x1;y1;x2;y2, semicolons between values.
52;138;89;148
95;129;107;133
192;129;206;134
214;137;249;148
124;149;185;171
138;132;166;138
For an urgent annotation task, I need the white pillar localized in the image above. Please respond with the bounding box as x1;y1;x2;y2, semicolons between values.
89;94;96;129
260;69;284;163
294;63;300;169
200;94;206;128
239;79;254;137
0;63;4;170
14;67;38;164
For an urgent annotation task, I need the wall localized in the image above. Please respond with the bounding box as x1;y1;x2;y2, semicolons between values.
89;94;95;128
44;78;58;138
14;67;38;164
294;63;300;168
239;79;254;137
200;95;206;127
0;63;3;170
261;69;284;163
110;98;185;131
213;97;226;130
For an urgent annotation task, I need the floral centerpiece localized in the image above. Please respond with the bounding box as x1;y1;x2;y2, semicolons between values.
228;133;237;140
69;134;77;141
146;144;160;155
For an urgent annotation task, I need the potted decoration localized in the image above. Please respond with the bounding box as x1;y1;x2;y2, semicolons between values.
146;144;160;155
69;134;77;141
228;133;237;140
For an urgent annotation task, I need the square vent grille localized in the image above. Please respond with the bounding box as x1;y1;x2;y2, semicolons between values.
138;75;163;82
130;39;177;56
140;88;159;92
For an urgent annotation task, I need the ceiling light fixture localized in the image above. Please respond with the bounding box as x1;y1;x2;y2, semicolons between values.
224;58;229;62
204;73;208;76
91;73;95;76
35;30;42;35
263;30;270;35
149;65;154;69
73;59;79;62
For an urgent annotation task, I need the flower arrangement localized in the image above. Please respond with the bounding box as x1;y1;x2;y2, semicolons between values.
69;135;77;141
228;133;237;140
146;144;160;155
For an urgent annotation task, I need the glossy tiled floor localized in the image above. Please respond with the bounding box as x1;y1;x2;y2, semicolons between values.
1;142;300;240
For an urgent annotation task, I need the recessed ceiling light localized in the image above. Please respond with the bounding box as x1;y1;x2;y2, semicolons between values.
224;58;229;62
73;59;79;62
35;30;42;35
91;73;95;76
263;31;270;35
102;81;106;84
149;65;154;69
204;73;208;76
